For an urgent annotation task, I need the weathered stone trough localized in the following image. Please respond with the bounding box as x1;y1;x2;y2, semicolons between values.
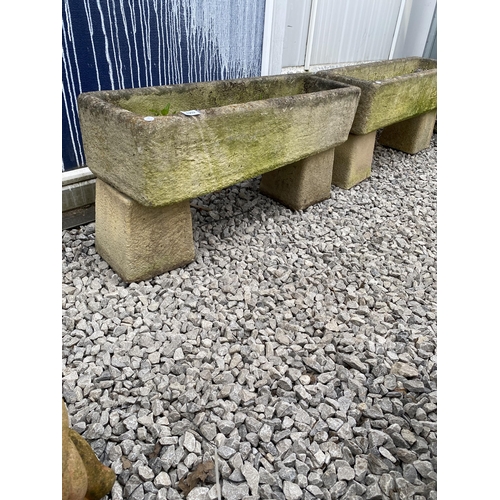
317;57;437;189
78;74;360;282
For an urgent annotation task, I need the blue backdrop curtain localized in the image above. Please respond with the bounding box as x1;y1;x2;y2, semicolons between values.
62;0;266;171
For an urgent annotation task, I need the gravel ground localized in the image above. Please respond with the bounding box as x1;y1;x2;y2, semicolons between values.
62;134;437;500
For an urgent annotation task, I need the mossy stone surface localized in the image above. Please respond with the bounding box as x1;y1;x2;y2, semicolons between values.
78;74;360;207
317;57;437;135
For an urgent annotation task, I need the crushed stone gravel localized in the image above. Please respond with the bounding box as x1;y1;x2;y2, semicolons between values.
63;135;437;500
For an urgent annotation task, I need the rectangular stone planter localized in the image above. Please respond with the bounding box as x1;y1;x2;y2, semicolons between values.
78;74;360;281
317;57;437;189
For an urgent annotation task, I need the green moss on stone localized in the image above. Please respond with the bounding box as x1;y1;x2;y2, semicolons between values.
362;76;437;132
317;57;437;134
141;103;307;206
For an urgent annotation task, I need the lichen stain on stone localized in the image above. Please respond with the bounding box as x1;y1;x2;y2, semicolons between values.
141;106;306;207
317;57;437;135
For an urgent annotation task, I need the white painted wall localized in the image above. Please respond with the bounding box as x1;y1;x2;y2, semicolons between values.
261;0;289;75
282;0;312;67
262;0;437;75
392;0;437;59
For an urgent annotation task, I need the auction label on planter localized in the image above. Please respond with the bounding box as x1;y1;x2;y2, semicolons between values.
181;110;201;116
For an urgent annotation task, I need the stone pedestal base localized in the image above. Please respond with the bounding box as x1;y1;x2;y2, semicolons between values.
331;131;377;189
378;110;437;154
95;179;195;282
259;148;335;210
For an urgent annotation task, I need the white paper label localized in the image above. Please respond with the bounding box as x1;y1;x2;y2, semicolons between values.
144;116;155;121
180;110;201;116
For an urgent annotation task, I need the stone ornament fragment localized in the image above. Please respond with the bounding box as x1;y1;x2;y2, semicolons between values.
62;399;115;500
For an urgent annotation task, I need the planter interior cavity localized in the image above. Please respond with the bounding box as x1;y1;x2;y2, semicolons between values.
114;76;339;117
316;57;437;189
78;74;361;281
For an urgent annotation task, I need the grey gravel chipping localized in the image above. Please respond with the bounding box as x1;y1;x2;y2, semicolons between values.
62;135;437;499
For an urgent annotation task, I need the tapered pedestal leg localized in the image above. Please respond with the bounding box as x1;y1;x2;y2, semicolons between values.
378;110;437;154
259;148;335;210
95;179;195;282
331;131;377;189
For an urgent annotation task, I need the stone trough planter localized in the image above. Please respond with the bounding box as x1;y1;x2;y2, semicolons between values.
317;57;437;189
78;74;360;282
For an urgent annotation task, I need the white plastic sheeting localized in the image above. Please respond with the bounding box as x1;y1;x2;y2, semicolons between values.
278;0;436;71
